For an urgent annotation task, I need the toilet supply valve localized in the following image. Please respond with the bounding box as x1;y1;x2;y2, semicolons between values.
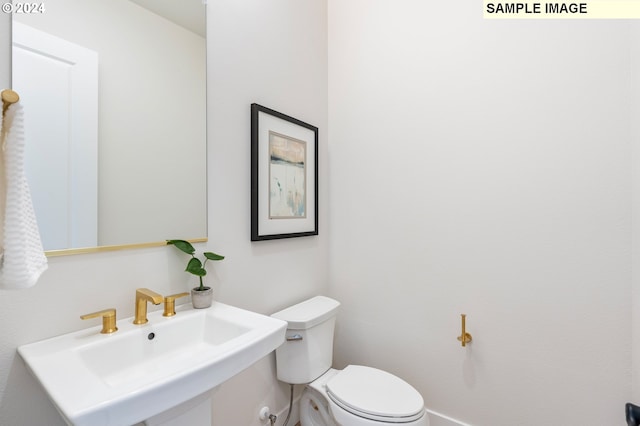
259;407;277;425
457;314;472;347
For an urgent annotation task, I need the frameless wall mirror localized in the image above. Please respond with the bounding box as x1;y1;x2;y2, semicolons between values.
11;0;207;256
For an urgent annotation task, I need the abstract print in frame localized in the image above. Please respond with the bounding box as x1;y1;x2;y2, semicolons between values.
251;104;318;241
269;131;307;219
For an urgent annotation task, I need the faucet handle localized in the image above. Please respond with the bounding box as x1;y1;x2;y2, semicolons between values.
163;292;190;317
81;308;118;334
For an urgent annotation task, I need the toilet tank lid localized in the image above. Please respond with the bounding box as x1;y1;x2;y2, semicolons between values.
271;296;340;330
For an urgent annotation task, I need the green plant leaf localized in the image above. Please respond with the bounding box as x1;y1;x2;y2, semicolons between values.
167;239;195;255
186;258;207;276
204;252;225;261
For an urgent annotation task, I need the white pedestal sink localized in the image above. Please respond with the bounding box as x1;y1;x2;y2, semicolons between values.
18;302;287;426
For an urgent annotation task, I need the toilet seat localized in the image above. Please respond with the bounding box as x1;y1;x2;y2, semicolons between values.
326;365;425;423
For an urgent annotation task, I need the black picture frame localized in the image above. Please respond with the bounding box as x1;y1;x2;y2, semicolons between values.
251;104;319;241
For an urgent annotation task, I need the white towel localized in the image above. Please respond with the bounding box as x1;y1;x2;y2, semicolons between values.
0;103;47;289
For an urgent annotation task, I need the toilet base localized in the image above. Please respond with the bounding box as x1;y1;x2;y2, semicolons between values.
300;387;338;426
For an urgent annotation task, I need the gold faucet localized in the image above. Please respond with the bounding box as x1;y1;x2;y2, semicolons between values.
133;288;163;324
163;292;189;317
81;308;118;334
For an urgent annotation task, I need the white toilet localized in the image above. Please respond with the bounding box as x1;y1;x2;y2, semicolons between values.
271;296;429;426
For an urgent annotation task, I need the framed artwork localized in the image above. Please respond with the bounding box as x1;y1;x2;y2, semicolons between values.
251;103;318;241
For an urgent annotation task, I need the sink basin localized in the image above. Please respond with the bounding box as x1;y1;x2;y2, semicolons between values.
18;301;287;426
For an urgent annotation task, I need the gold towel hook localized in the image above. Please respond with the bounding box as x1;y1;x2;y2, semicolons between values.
1;89;20;118
457;314;472;347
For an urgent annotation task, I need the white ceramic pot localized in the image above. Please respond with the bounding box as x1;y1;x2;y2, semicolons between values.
191;287;213;309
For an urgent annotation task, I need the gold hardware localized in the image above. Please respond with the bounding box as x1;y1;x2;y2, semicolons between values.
45;238;207;258
163;292;189;317
133;288;163;324
81;308;118;334
457;314;472;347
1;89;19;118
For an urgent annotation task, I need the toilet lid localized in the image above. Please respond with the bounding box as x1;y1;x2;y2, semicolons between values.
326;365;424;422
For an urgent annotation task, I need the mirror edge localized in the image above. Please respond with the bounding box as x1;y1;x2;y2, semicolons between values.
45;238;208;257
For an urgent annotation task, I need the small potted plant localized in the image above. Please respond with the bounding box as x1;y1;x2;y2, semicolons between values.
167;239;225;309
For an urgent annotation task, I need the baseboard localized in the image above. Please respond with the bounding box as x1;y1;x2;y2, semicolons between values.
426;408;472;426
271;395;300;426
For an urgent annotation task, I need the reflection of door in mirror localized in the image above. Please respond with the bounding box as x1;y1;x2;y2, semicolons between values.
13;23;98;251
12;0;207;255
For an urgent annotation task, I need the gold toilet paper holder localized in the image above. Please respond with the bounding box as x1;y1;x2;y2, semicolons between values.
457;314;472;347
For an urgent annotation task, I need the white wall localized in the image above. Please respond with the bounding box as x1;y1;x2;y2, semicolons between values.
206;0;328;422
632;23;640;403
0;0;328;424
328;2;633;425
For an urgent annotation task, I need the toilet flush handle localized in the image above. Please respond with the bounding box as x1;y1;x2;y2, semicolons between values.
286;334;303;341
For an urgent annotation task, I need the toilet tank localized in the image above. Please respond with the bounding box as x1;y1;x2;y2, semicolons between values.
271;296;340;384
